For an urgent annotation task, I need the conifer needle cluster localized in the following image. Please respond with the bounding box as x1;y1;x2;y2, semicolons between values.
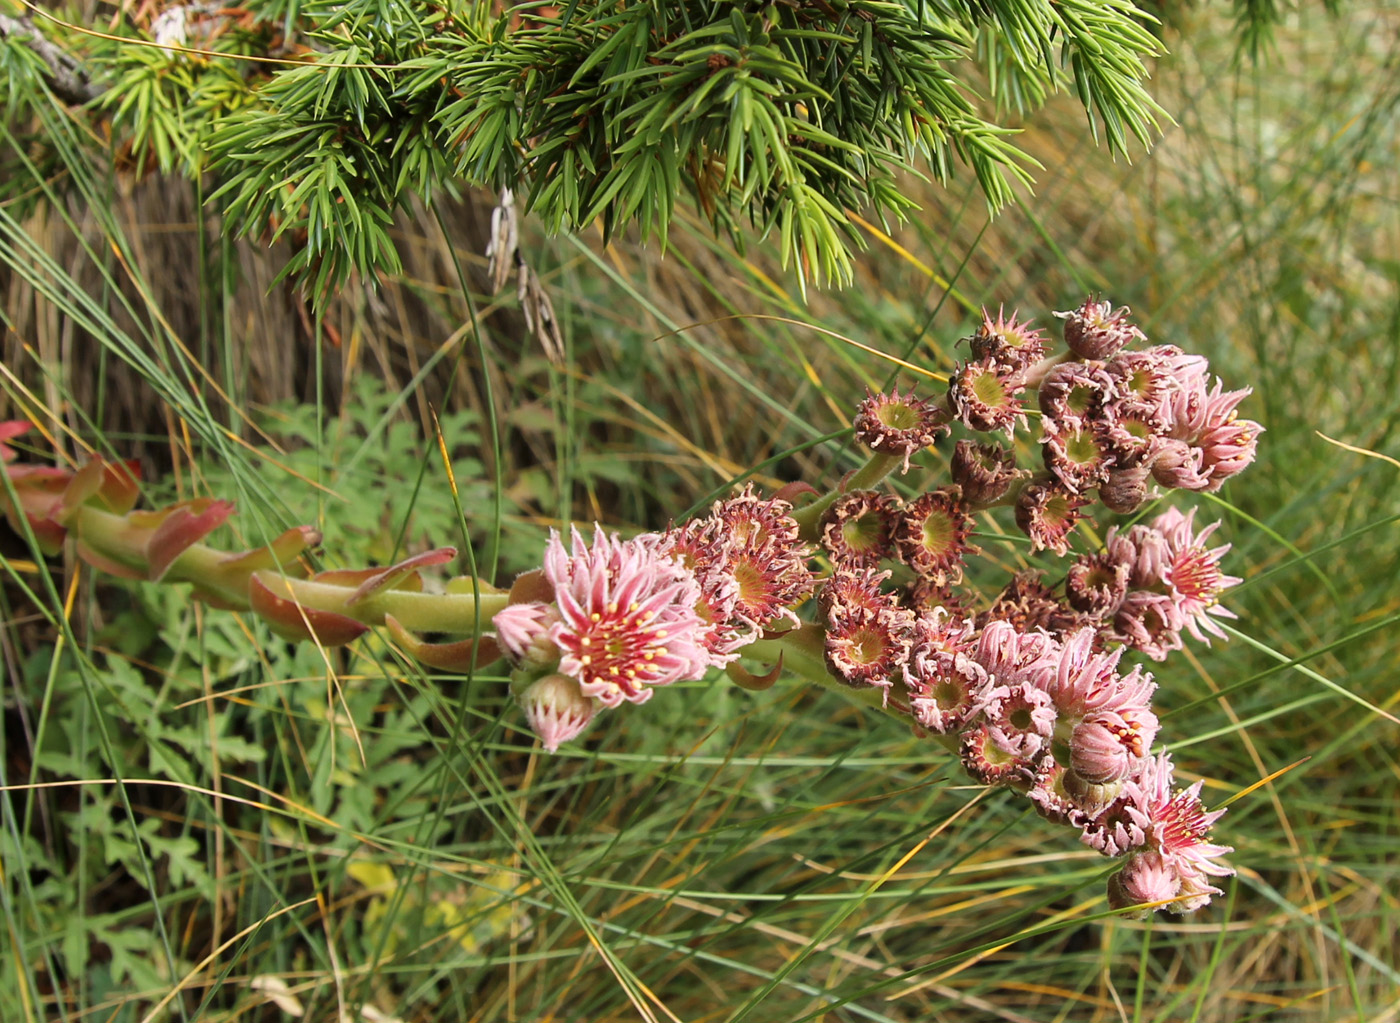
3;0;1173;296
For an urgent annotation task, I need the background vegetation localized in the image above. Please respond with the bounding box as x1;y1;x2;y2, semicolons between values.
2;2;1398;1022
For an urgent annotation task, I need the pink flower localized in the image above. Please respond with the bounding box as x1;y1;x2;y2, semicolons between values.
1114;754;1234;912
1163;379;1263;491
656;520;752;667
1037;360;1116;431
969;307;1048;372
516;673;602;752
1099;410;1163;468
961;723;1038;786
1077;754;1233;914
820;567;915;693
853;388;948;472
820;490;898;568
1146;782;1233;885
1027;759;1078;824
545;527;709;707
1069;709;1158;784
1106;851;1181;912
1150;438;1213;491
972;618;1059;684
1055;298;1145;360
1014;479;1087;556
948;357;1028;437
1152;507;1242;644
902;609;987;733
1041;630;1158;785
977;678;1057;762
1044;629;1151;717
1105;520;1169;590
1111;591;1187;661
1106;345;1203;426
894;488;974;587
1165;378;1248;442
1040;421;1114;494
706;485;816;631
493;601;560;668
1194;410;1263;491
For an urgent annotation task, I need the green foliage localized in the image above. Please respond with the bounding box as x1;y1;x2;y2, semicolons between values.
4;0;1169;296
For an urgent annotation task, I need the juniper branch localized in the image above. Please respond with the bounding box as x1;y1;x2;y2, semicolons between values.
0;11;102;104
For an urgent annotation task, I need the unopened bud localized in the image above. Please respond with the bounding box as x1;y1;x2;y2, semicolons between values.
516;673;600;753
1099;464;1152;513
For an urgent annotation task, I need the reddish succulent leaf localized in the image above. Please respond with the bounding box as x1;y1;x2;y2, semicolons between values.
26;515;69;556
0;421;30;462
98;460;142;513
57;460;111;521
313;566;414;589
725;655;784;691
346;548;457;605
508;569;554;605
146;499;235;581
249;572;369;646
384;614;501;673
75;539;147;579
772;480;820;505
127;504;183;529
218;526;322;573
6;464;71;491
192;588;248;611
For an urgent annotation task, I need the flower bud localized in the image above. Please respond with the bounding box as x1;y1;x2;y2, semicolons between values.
493;601;561;669
1069;715;1134;785
1106;851;1180;913
516;673;601;753
1062;767;1123;811
1150;439;1211;491
950;440;1019;505
1099;463;1152;513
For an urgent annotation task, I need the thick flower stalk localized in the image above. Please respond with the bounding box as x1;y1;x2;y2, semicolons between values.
1;297;1261;917
0;422;507;670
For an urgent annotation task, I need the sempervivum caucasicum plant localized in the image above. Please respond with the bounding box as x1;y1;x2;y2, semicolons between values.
1;299;1260;916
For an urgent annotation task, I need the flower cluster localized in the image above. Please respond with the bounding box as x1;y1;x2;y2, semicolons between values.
935;624;1229;912
1035;299;1263;519
811;299;1250;911
3;295;1260;919
493;487;815;751
1090;507;1242;660
484;297;1256;915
